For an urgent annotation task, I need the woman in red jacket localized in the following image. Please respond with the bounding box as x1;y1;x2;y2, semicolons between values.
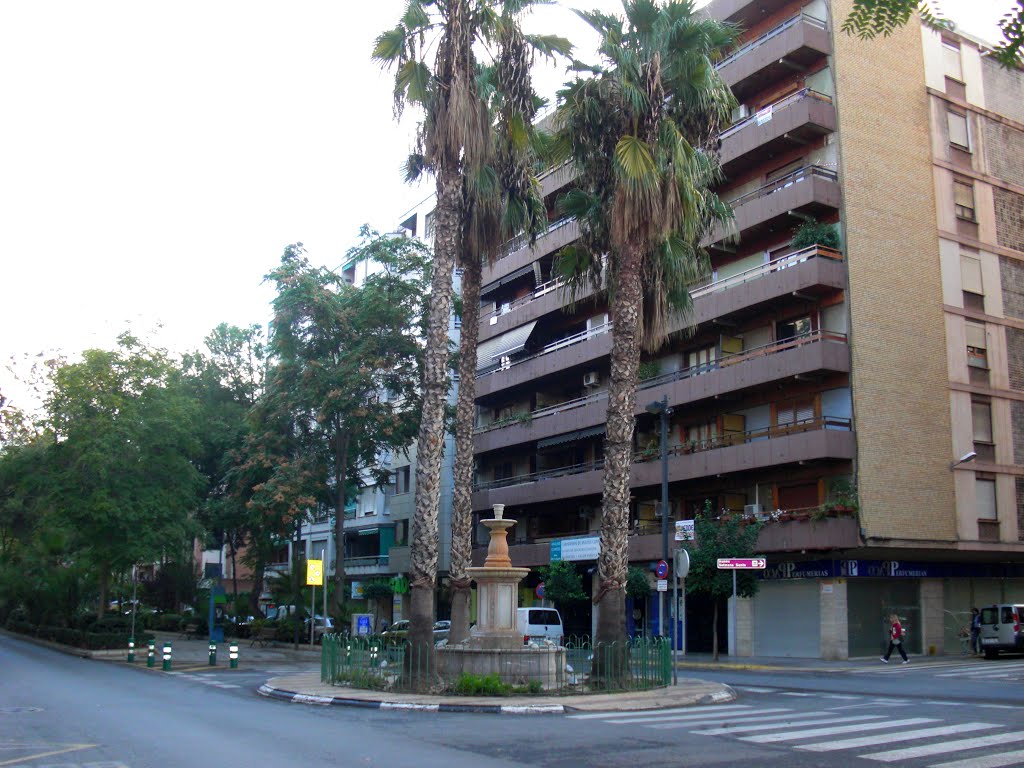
881;613;909;664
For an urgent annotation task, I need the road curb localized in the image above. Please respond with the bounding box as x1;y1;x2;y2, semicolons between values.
257;683;567;714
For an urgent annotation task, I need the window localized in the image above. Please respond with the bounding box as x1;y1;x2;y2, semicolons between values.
777;396;815;427
686;345;717;374
395;465;412;495
685;422;717;449
954;180;976;221
972;400;993;443
947;111;970;151
778;483;819;511
494;462;515;481
777;316;812;341
960;253;983;295
311;539;327;563
976;477;997;520
942;38;963;81
966;321;988;369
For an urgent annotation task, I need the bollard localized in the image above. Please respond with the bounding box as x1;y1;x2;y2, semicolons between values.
147;640;156;668
162;641;172;671
229;643;238;669
127;636;135;664
208;641;217;666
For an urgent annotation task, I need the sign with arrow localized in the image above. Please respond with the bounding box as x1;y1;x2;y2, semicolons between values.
717;557;766;569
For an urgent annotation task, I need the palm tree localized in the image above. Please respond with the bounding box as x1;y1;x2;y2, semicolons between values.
551;0;736;675
374;0;568;668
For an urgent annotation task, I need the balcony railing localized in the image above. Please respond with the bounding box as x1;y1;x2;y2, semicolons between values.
719;88;833;141
477;320;613;379
715;12;827;70
494;216;577;263
473;415;852;491
346;555;390;568
481;275;566;323
724;165;838;209
475;328;848;434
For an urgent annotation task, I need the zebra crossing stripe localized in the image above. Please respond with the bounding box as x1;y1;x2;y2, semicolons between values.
648;711;837;731
929;748;1024;768
605;707;792;726
864;731;1024;762
567;704;751;720
796;722;999;752
937;668;1020;678
692;714;886;736
739;717;938;743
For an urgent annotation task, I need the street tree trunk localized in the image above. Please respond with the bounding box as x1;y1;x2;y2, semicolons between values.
712;600;719;662
449;250;482;645
593;244;644;684
331;427;350;621
407;159;462;682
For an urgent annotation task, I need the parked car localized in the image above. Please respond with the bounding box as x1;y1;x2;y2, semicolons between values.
381;619;410;643
304;615;335;643
979;603;1024;658
516;607;563;646
433;620;451;642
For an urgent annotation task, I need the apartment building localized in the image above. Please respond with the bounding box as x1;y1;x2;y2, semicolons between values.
466;0;1024;658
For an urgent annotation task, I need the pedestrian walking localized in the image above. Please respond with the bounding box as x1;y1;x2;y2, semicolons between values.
970;607;982;655
881;613;909;664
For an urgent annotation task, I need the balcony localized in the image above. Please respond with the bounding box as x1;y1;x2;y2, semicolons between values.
719;89;837;176
711;166;841;245
471;415;855;511
475;246;846;398
704;0;795;30
716;14;831;101
474;329;850;454
480;218;580;288
345;555;392;576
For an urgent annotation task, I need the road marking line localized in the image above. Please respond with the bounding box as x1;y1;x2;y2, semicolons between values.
863;731;1024;762
736;686;776;693
606;707;790;725
692;714;886;736
567;704;752;720
649;711;838;731
738;717;938;743
929;748;1024;768
822;694;861;700
0;744;96;766
797;722;999;752
779;692;815;696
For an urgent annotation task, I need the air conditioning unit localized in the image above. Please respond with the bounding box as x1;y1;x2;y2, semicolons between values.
732;104;750;122
583;371;600;388
744;503;762;516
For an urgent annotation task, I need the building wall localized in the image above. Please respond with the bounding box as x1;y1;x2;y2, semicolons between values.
831;0;955;540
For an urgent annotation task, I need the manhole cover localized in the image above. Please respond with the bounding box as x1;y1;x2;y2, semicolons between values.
0;707;43;713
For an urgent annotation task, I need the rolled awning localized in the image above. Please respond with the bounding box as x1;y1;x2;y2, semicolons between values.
480;264;535;297
476;321;537;372
537;425;606;450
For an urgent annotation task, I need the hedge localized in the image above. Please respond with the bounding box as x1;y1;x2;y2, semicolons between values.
6;619;153;650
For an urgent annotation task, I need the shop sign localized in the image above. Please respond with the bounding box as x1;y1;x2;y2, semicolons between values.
550;535;600;562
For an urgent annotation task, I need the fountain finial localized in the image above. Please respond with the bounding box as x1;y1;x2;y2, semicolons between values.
492;503;505;520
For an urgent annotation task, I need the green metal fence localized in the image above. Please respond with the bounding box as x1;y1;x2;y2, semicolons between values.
321;634;671;695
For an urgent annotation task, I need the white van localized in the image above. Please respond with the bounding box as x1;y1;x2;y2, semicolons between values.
979;603;1024;658
516;607;563;646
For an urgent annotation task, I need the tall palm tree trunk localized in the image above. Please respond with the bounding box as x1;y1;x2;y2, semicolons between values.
594;247;644;682
408;161;462;679
449;252;481;645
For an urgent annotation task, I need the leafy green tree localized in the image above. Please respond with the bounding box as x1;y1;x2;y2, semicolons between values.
552;0;736;668
44;334;205;614
626;566;652;602
842;0;1022;69
683;508;761;660
539;560;588;608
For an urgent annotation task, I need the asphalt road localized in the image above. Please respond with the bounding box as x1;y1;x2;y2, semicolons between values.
4;633;1024;768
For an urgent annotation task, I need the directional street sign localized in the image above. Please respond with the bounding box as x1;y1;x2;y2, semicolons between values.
717;557;766;569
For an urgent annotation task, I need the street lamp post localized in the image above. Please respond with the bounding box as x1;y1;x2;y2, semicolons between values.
645;395;671;637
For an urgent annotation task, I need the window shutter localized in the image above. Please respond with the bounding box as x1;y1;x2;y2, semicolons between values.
954;181;975;218
976;478;997;520
942;40;963;80
796;399;815;423
972;401;993;442
947;111;969;149
960;254;983;294
965;321;987;350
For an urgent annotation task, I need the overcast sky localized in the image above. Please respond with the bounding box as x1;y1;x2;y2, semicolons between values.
0;0;1012;410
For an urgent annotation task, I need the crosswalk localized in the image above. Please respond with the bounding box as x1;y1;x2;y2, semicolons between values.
847;659;1024;682
164;671;240;689
568;704;1024;766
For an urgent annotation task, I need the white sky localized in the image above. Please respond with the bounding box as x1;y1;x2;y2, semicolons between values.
0;0;1012;410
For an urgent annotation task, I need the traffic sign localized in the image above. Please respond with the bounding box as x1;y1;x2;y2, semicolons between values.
717;558;766;569
306;559;324;586
655;559;669;579
656;579;668;592
674;548;690;578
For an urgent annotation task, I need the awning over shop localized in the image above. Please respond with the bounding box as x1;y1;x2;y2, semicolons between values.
357;528;380;536
476;321;537;372
480;264;535;297
537;425;606;450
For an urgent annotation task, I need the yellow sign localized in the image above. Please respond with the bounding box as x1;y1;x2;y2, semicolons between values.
306;559;323;586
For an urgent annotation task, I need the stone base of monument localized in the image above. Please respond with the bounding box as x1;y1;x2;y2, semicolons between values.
436;644;567;689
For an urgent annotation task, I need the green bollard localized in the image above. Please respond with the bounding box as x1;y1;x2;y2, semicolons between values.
208;641;217;666
127;636;135;664
162;641;172;671
147;640;155;668
229;643;238;669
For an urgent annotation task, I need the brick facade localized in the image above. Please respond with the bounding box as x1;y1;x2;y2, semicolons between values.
1013;401;1024;465
983;120;1024;186
832;0;955;541
1006;327;1024;391
994;188;1024;253
1000;256;1024;320
982;57;1024;125
1017;478;1024;542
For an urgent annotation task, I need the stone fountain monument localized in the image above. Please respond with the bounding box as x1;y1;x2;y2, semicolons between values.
436;504;566;688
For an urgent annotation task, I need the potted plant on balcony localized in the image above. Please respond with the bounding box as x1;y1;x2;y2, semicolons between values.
791;219;840;251
820;479;859;517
